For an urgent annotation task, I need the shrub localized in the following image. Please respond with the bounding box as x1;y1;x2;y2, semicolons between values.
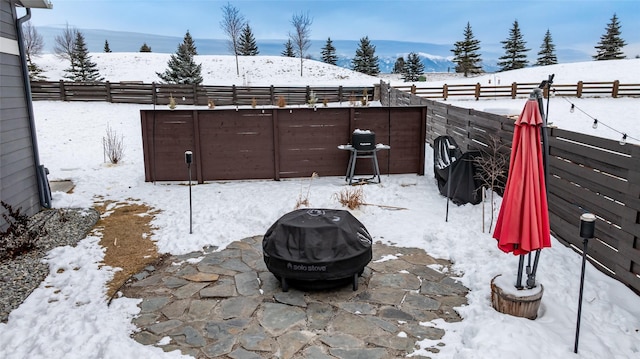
104;124;125;164
333;187;365;210
0;201;43;260
277;96;286;108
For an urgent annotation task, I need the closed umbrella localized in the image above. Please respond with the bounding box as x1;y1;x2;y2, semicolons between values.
493;91;551;289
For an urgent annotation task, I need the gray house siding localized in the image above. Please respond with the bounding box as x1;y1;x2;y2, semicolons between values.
0;0;41;231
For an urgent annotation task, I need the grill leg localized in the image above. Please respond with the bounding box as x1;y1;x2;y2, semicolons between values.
372;151;381;183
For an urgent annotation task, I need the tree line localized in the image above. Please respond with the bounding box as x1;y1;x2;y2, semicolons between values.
22;7;630;84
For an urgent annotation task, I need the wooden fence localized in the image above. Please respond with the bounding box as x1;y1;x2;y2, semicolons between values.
394;80;640;100
381;81;640;295
140;107;426;182
30;80;376;107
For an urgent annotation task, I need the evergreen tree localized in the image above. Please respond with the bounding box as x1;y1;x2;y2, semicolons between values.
497;20;529;71
451;22;483;77
238;23;259;55
156;31;203;85
28;62;47;81
351;36;379;76
104;40;112;53
392;57;405;74
282;39;295;57
535;29;557;66
22;21;46;80
402;52;425;82
321;37;337;65
593;13;626;60
64;31;103;82
140;43;152;52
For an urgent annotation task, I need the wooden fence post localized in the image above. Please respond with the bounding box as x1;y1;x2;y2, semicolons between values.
511;82;517;99
152;82;157;106
577;81;583;98
105;81;112;103
232;85;237;105
193;83;198;105
270;85;275;105
411;84;416;94
612;80;619;98
475;83;481;100
59;80;66;101
339;86;343;102
443;84;448;100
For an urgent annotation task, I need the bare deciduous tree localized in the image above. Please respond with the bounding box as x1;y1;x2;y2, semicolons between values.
474;135;509;232
289;12;312;76
53;22;78;61
220;2;245;76
22;21;44;64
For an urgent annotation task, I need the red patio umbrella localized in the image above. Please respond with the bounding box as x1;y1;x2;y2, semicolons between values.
493;95;551;287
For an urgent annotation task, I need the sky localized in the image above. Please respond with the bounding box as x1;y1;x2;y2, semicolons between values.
25;0;640;57
0;56;639;358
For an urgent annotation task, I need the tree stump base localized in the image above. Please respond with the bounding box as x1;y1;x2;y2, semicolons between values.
491;274;543;320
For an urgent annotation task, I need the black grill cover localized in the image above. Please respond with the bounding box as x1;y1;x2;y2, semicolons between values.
352;131;376;150
434;135;483;205
263;209;372;283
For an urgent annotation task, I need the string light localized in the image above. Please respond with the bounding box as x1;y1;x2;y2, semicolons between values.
561;96;639;145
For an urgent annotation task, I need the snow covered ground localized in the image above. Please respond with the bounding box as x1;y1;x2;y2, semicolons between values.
0;55;639;358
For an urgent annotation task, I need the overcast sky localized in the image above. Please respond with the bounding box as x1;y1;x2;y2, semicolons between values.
25;0;640;55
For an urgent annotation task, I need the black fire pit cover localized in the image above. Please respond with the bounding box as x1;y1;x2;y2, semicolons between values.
263;208;373;291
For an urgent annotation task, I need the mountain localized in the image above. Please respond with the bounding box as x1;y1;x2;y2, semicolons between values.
36;26;591;74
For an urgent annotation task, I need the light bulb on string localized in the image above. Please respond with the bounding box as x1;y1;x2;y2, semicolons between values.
619;133;627;146
592;119;598;129
570;104;575;113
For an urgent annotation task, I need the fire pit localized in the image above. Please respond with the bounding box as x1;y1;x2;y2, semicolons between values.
262;208;373;291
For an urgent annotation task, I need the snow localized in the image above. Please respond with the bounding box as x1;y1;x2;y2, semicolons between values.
1;54;639;358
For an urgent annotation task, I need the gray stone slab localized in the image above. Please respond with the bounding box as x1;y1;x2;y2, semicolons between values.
171;325;207;347
411;266;447;282
174;282;209;299
133;331;161;345
131;273;165;287
368;273;421;290
421;281;466;296
147;319;183;335
276;330;315;359
364;316;399;333
200;277;237;298
239;326;275;352
274;290;307;307
306;302;336;330
336;301;376;315
259;303;307;336
133;313;159;327
235;271;260;296
202;336;237;358
364;334;416;352
302;346;334;359
220;296;262;320
140;296;170;313
402;323;446;340
161;299;190;319
162;276;190;289
188;299;218;319
441;277;469;295
133;271;149;281
258;272;280;294
329;348;389;359
330;312;385;337
197;264;238;276
402;293;441;311
204;318;251;338
174;265;199;277
228;348;264;359
379;306;415;321
357;287;405;306
221;258;253;272
319;333;365;349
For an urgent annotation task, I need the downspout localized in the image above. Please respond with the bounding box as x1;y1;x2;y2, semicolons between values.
16;7;52;208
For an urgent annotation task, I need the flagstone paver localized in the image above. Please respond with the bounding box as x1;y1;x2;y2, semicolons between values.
121;236;468;358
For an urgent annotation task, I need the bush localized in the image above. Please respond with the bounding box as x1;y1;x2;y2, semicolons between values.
104;124;125;164
0;201;43;260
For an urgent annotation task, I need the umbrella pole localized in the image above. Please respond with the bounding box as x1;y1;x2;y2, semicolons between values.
445;145;455;222
575;213;596;354
516;254;525;289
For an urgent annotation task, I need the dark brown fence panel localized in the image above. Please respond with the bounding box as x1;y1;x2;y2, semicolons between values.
110;82;154;104
198;110;275;180
546;128;640;292
30;81;63;100
140;110;197;182
276;108;351;178
62;82;108;101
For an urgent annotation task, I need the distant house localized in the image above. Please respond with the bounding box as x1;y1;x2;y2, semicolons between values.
1;0;53;230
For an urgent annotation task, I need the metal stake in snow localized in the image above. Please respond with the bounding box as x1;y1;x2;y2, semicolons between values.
185;150;193;234
574;212;596;353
